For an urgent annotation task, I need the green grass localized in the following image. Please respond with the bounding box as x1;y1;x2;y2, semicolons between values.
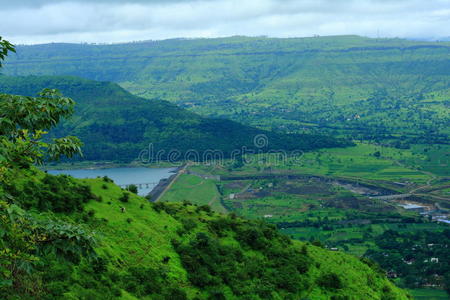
408;288;449;300
281;143;431;183
159;174;227;214
79;177;410;299
82;178;198;298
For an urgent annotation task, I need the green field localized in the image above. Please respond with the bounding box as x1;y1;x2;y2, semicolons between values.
160;174;227;214
192;143;439;187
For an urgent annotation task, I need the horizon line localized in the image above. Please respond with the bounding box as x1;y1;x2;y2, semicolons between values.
10;34;449;47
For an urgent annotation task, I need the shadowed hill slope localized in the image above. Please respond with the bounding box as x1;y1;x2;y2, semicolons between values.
0;75;348;162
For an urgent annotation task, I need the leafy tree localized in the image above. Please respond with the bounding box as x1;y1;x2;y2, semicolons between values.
0;36;15;67
0;89;82;171
127;184;138;194
0;38;93;296
119;192;130;203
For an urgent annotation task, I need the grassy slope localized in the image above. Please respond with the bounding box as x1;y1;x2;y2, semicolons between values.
80;178;409;299
81;179;198;298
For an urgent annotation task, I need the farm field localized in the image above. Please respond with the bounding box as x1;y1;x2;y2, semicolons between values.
159;174;227;213
193;143;436;184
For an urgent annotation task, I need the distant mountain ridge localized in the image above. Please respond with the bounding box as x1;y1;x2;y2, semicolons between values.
3;35;449;146
0;75;348;162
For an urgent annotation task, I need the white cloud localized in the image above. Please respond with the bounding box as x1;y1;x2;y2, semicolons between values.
2;0;449;44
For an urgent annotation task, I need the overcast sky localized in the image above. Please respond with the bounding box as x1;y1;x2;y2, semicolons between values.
2;0;450;44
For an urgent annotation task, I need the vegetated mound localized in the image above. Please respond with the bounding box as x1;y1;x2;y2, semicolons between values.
1;169;410;299
0;75;350;162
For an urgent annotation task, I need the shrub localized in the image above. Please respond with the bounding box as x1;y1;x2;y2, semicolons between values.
182;200;192;206
123;267;166;296
153;202;166;213
311;240;324;248
196;205;211;213
164;288;188;300
102;176;113;183
300;244;308;255
119;192;130;203
317;273;343;290
182;218;197;232
127;184;138;194
237;227;268;250
10;174;96;213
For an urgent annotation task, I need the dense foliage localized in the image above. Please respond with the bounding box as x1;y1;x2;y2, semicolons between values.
365;229;450;292
3;35;449;146
0;41;97;296
5;172;96;212
0;75;349;162
174;218;310;298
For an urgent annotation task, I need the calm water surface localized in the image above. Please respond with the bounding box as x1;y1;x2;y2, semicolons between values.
48;167;176;195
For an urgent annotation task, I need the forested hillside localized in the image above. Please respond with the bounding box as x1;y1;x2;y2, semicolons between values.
3;35;450;146
0;42;410;298
0;75;348;162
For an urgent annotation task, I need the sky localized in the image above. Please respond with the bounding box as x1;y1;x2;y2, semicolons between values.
2;0;450;44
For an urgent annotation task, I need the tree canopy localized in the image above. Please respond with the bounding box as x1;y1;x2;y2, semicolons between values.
0;38;93;294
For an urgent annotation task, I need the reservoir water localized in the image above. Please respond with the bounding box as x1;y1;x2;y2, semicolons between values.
48;167;176;196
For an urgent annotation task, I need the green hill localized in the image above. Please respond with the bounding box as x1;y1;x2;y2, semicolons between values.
1;168;411;299
3;35;449;146
0;38;410;300
0;75;348;162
